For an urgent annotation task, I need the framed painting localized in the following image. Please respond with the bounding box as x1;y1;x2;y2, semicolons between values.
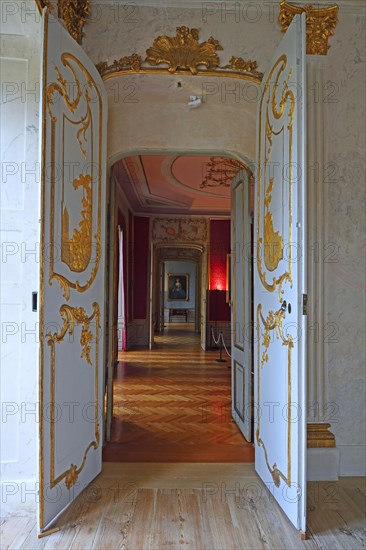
167;273;189;301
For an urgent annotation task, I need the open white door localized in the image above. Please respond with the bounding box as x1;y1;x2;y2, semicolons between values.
254;14;307;532
231;169;252;442
39;11;107;531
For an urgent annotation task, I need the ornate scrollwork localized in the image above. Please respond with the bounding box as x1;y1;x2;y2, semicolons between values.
256;55;294;299
47;302;98;364
62;174;93;273
223;56;262;79
256;304;293;487
263;178;284;272
58;0;91;45
46;53;102;300
152;218;208;244
200;157;247;189
146;26;222;74
47;303;100;489
257;303;293;368
96;27;263;82
36;0;54;11
256;429;283;488
278;1;339;56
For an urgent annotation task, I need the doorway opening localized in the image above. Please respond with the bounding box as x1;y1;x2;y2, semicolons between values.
104;153;254;464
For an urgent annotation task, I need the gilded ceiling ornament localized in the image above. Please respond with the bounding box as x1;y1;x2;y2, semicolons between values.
36;0;54;10
58;0;91;45
146;26;222;74
278;1;339;55
200;157;247;189
96;27;263;82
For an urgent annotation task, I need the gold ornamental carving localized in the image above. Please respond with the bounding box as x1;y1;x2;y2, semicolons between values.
62;174;93;273
46;53;102;300
58;0;91;45
47;302;100;489
96;27;263;83
146;26;222;74
200;157;247;189
256;55;294;300
278;1;339;56
263;178;284;272
36;0;54;11
152;218;208;244
256;303;293;488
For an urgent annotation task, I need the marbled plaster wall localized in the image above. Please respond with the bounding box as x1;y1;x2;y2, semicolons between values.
323;11;366;475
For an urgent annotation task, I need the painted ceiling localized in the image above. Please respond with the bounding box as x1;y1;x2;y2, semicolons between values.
113;155;245;215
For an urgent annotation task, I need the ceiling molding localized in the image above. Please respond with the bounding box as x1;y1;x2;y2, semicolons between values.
163;157;230;199
90;1;364;16
96;26;263;82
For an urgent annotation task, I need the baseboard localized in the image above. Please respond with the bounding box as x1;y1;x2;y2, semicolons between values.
307;448;340;480
338;445;366;476
0;479;37;517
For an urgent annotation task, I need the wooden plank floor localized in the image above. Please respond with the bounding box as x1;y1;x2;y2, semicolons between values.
103;324;254;462
1;465;365;549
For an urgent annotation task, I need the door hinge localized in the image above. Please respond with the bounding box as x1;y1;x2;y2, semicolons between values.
302;294;308;315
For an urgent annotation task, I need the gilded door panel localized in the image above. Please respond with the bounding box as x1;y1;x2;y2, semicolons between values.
39;12;107;531
231;170;252;442
254;14;306;532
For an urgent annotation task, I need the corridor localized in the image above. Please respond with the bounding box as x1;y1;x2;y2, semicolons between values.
103;324;254;462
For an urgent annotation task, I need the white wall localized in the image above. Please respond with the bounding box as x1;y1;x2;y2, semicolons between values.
0;8;42;515
324;10;366;476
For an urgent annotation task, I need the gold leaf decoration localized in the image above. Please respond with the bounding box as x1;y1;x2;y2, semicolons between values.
271;464;281;488
263;177;284;272
146;26;222;74
96;27;263;82
62;174;93;273
200;157;247;189
96;54;143;75
224;56;263;80
65;464;78;489
46;302;100;491
36;0;54;11
58;0;91;45
258;305;293;368
278;1;339;56
47;303;99;365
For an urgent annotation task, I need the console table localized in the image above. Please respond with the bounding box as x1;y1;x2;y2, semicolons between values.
169;308;188;322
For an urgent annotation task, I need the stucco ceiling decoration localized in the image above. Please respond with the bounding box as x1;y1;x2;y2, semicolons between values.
200;157;247;189
36;0;90;44
96;27;263;83
279;1;339;55
152;218;209;244
113;155;237;215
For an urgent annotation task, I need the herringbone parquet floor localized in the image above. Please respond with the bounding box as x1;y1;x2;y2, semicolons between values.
103;324;254;462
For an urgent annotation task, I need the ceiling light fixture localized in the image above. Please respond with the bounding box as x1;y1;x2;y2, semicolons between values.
188;95;202;109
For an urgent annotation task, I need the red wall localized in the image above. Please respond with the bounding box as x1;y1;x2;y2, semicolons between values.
132;216;150;319
209;220;230;290
209;220;231;321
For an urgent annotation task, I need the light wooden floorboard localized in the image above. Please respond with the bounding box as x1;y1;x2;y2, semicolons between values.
1;465;365;549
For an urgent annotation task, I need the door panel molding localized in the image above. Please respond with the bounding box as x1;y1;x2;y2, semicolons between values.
254;14;307;532
233;360;245;424
39;11;107;531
